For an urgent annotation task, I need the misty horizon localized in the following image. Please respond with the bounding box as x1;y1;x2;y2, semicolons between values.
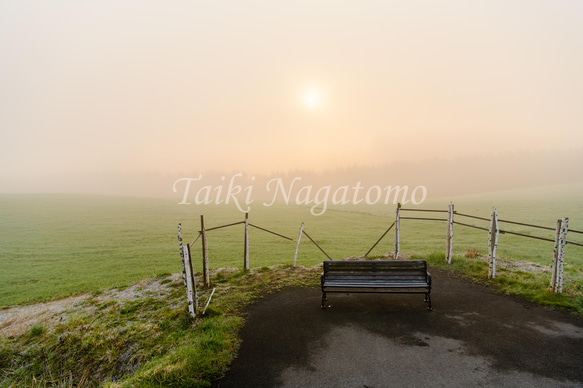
2;148;582;202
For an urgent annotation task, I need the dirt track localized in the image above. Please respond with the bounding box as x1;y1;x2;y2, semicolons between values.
213;268;583;388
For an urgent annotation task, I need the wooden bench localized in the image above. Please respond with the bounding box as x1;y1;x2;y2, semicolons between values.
320;260;432;310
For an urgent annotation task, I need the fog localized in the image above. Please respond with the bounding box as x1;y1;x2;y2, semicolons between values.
1;1;582;197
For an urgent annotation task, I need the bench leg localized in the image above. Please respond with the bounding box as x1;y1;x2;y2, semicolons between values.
321;292;327;309
425;292;432;311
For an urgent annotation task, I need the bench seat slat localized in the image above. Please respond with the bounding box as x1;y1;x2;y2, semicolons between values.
324;287;427;294
325;275;427;281
326;268;427;273
324;281;429;287
326;277;426;282
325;274;427;279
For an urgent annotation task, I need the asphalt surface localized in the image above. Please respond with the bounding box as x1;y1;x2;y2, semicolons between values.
212;268;583;388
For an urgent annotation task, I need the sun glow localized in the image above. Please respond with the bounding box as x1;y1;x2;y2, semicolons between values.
303;88;322;108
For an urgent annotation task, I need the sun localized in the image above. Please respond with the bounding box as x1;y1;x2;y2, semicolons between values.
303;89;322;109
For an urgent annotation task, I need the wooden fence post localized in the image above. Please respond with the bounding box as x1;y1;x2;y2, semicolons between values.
446;202;454;264
184;243;198;318
244;213;250;270
293;222;304;267
551;219;561;292
178;223;187;287
551;217;569;293
488;208;499;279
200;215;210;287
394;203;401;259
558;217;569;293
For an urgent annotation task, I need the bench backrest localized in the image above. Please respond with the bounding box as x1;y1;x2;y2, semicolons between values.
323;260;428;281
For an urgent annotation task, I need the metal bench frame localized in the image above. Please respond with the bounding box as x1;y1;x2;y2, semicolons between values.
320;260;432;311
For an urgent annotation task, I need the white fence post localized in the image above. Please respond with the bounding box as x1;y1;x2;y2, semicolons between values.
178;223;187;287
551;217;569;293
244;213;250;270
200;215;210;287
394;203;401;259
551;219;562;292
184;244;198;318
488;208;499;279
446;202;454;264
558;217;569;293
293;222;304;267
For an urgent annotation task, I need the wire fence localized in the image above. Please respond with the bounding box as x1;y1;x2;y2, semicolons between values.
365;202;581;293
177;213;292;318
178;203;583;316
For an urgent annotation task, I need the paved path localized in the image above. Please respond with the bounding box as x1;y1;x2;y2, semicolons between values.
213;268;583;387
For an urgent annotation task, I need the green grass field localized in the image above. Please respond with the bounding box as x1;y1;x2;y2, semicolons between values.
1;183;583;306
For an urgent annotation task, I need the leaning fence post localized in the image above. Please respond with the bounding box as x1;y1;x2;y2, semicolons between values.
200;215;210;287
551;217;568;293
394;203;401;259
303;229;333;261
184;243;198;318
244;212;250;270
293;222;304;267
178;223;187;287
364;221;396;257
488;208;499;279
446;202;454;264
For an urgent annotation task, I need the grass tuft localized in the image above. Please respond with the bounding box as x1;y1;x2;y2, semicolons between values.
464;247;481;258
29;324;44;337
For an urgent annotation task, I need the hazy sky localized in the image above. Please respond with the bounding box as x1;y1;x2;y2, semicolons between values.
1;1;582;179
